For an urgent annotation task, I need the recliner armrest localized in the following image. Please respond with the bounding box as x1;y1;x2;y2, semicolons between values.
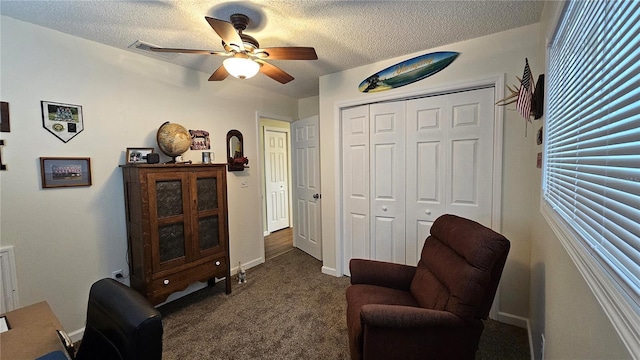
350;259;416;291
360;304;465;328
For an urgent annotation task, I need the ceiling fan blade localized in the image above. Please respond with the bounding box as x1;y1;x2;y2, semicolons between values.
256;60;294;84
208;65;229;81
205;16;245;52
150;47;229;56
255;47;318;60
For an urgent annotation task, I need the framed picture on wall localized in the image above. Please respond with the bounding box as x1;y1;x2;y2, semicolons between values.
1;102;9;132
40;157;92;188
41;101;84;143
126;147;154;164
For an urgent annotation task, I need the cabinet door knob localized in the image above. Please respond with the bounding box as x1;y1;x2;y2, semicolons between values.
215;261;221;266
425;209;432;215
382;206;388;211
163;279;169;285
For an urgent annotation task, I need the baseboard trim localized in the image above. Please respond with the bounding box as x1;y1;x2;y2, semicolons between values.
68;327;85;344
497;311;528;328
321;266;337;277
241;257;264;273
497;311;534;360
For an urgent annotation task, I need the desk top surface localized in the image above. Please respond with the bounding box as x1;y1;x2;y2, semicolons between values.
0;301;70;360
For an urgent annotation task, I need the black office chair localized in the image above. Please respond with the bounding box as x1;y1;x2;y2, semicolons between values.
73;278;163;360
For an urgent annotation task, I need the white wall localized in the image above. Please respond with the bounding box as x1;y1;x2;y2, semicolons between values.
319;24;540;321
0;15;297;333
298;96;319;120
526;2;631;359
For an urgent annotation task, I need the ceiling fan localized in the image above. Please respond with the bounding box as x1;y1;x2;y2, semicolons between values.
151;14;317;84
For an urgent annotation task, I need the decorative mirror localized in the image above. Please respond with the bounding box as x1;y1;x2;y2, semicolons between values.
227;130;248;171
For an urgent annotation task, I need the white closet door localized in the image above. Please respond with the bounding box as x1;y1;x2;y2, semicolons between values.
342;106;370;275
445;88;494;226
369;102;406;264
405;97;447;265
342;87;496;271
405;87;495;265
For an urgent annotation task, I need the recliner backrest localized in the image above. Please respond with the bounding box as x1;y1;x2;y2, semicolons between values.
409;214;510;320
75;278;163;360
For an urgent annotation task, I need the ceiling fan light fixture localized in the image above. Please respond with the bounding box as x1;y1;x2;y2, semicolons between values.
223;57;260;80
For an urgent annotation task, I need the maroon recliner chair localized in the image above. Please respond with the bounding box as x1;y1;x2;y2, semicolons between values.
346;214;510;360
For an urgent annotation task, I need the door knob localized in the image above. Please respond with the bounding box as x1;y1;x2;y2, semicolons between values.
313;194;321;199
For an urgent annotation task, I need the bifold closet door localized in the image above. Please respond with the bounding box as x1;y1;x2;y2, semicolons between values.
405;87;495;265
342;87;496;271
342;102;406;271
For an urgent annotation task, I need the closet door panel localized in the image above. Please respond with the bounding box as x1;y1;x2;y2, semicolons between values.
450;139;479;204
370;102;406;264
342;106;371;274
446;88;495;227
406;99;447;265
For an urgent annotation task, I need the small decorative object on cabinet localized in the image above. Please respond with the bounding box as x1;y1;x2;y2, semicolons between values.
156;122;191;163
120;163;231;304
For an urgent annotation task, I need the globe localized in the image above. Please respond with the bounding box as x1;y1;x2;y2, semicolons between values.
156;122;191;162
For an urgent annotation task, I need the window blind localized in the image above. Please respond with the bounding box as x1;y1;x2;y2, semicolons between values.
544;0;640;306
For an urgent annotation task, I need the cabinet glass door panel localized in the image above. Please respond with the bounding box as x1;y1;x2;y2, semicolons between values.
149;173;189;271
158;223;186;262
197;177;218;211
156;180;184;217
198;215;220;251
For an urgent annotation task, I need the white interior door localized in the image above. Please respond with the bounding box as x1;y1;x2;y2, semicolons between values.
292;116;322;260
265;129;290;233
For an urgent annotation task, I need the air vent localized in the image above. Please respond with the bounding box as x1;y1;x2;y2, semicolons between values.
128;40;179;60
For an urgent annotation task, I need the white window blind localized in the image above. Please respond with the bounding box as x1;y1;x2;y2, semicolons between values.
544;0;640;312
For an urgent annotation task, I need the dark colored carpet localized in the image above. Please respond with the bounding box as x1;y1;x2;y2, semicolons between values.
159;249;529;359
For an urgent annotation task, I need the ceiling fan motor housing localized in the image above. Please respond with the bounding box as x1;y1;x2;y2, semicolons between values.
230;14;250;32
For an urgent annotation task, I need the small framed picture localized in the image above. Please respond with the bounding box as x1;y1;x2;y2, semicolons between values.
1;101;9;133
41;101;84;143
126;147;155;164
189;129;210;150
40;157;92;188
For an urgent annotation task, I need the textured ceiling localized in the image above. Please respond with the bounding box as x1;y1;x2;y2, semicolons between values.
0;0;544;99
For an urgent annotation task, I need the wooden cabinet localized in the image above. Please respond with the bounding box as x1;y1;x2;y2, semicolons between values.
121;164;231;304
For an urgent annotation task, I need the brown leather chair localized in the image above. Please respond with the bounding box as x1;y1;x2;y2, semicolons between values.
346;214;510;360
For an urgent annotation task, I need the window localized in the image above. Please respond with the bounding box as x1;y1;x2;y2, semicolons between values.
543;0;639;355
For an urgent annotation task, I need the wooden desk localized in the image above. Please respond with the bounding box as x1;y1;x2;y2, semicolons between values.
0;301;70;360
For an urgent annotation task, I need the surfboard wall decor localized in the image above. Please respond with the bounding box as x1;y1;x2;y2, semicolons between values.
358;51;459;93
